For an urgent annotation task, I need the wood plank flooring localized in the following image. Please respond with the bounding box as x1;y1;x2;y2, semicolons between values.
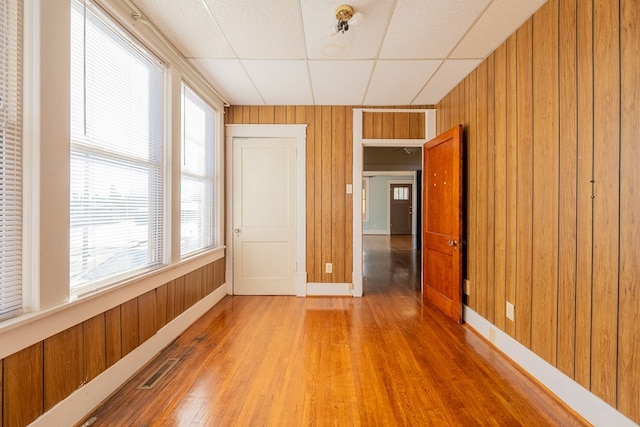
84;235;584;426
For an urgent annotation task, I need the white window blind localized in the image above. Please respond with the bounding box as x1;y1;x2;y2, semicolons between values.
0;0;23;321
180;84;215;257
70;0;165;295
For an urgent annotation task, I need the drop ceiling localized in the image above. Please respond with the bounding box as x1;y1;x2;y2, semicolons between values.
131;0;547;106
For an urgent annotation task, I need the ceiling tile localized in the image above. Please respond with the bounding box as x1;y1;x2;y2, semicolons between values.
202;0;306;59
134;0;235;58
380;0;492;59
242;60;313;105
302;0;393;60
190;59;264;105
309;60;374;105
413;59;481;105
364;60;441;106
450;0;548;59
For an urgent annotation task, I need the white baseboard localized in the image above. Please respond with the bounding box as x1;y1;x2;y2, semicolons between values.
306;282;352;296
463;306;637;427
29;284;228;427
362;229;389;235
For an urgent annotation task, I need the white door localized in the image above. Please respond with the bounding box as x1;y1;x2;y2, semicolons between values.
232;137;297;295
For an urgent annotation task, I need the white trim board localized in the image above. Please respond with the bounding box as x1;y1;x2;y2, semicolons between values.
30;285;228;427
464;306;637;427
225;124;307;297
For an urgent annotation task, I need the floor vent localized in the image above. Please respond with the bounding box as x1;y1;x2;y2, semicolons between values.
138;358;179;390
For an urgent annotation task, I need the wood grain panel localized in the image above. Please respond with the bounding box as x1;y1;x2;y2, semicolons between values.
531;0;559;365
105;305;122;367
486;53;496;324
331;106;346;282
557;0;578;378
381;112;394;139
362;111;374;139
156;282;168;329
393;109;410;139
184;270;200;309
618;0;640;419
494;44;507;331
321;106;333;282
205;262;214;295
0;358;2;426
274;106;287;124
3;343;43;427
44;324;84;410
258;106;274;124
408;110;425;139
138;289;158;344
466;71;478;310
590;0;620;406
306;106;317;280
121;298;140;357
313;106;323;282
475;60;488;319
174;275;186;316
84;313;106;383
165;279;176;323
574;0;594;389
515;19;534;348
505;33;518;338
345;108;353;283
214;258;225;289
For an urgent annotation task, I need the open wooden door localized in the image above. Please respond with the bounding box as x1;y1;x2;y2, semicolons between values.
422;125;463;323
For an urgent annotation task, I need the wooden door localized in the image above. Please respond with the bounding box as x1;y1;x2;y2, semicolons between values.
390;184;412;235
232;137;297;295
423;125;463;323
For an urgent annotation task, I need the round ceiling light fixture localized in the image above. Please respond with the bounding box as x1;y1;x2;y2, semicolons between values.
328;4;364;36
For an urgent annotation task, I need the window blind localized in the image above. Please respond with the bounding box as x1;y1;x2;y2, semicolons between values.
0;0;23;321
180;84;215;257
70;0;165;295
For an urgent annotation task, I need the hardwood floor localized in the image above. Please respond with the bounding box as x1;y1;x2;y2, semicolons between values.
84;235;584;426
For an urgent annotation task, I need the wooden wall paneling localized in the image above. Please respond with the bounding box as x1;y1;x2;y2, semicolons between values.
505;33;518;338
574;0;594;389
313;106;323;282
105;305;122;367
175;275;186;315
590;0;620;406
43;324;84;411
306;106;317;280
486;53;497;324
393;109;410;139
121;298;139;357
466;71;478;310
618;0;640;420
331;106;346;282
200;264;209;297
557;0;578;378
362;112;374;139
83;313;106;383
475;60;489;319
530;0;560;365
450;85;460;129
286;106;296;123
345;107;354;283
408;109;425;139
381;111;394;139
3;343;43;427
0;358;2;426
249;106;259;123
321;106;333;282
372;110;382;139
215;258;226;289
205;262;214;295
156;282;168;329
494;44;508;331
274;106;287;124
165;279;177;323
258;106;275;124
515;19;534;348
138;289;158;344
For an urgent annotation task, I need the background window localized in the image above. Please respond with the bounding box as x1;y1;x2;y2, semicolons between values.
69;0;165;295
0;0;23;321
180;84;215;256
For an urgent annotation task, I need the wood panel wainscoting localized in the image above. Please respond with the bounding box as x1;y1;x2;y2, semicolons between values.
83;236;584;426
0;259;225;427
436;0;640;423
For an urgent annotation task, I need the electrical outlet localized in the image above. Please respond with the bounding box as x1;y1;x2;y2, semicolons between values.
506;301;515;321
463;279;470;295
325;263;333;273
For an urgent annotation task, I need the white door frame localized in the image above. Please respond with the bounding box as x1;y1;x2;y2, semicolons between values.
352;108;436;297
225;124;307;296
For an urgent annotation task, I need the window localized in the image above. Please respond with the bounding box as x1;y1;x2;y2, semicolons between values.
180;84;215;256
393;186;409;201
0;0;23;321
69;0;165;295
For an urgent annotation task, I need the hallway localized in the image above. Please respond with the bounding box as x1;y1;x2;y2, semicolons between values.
84;236;584;426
